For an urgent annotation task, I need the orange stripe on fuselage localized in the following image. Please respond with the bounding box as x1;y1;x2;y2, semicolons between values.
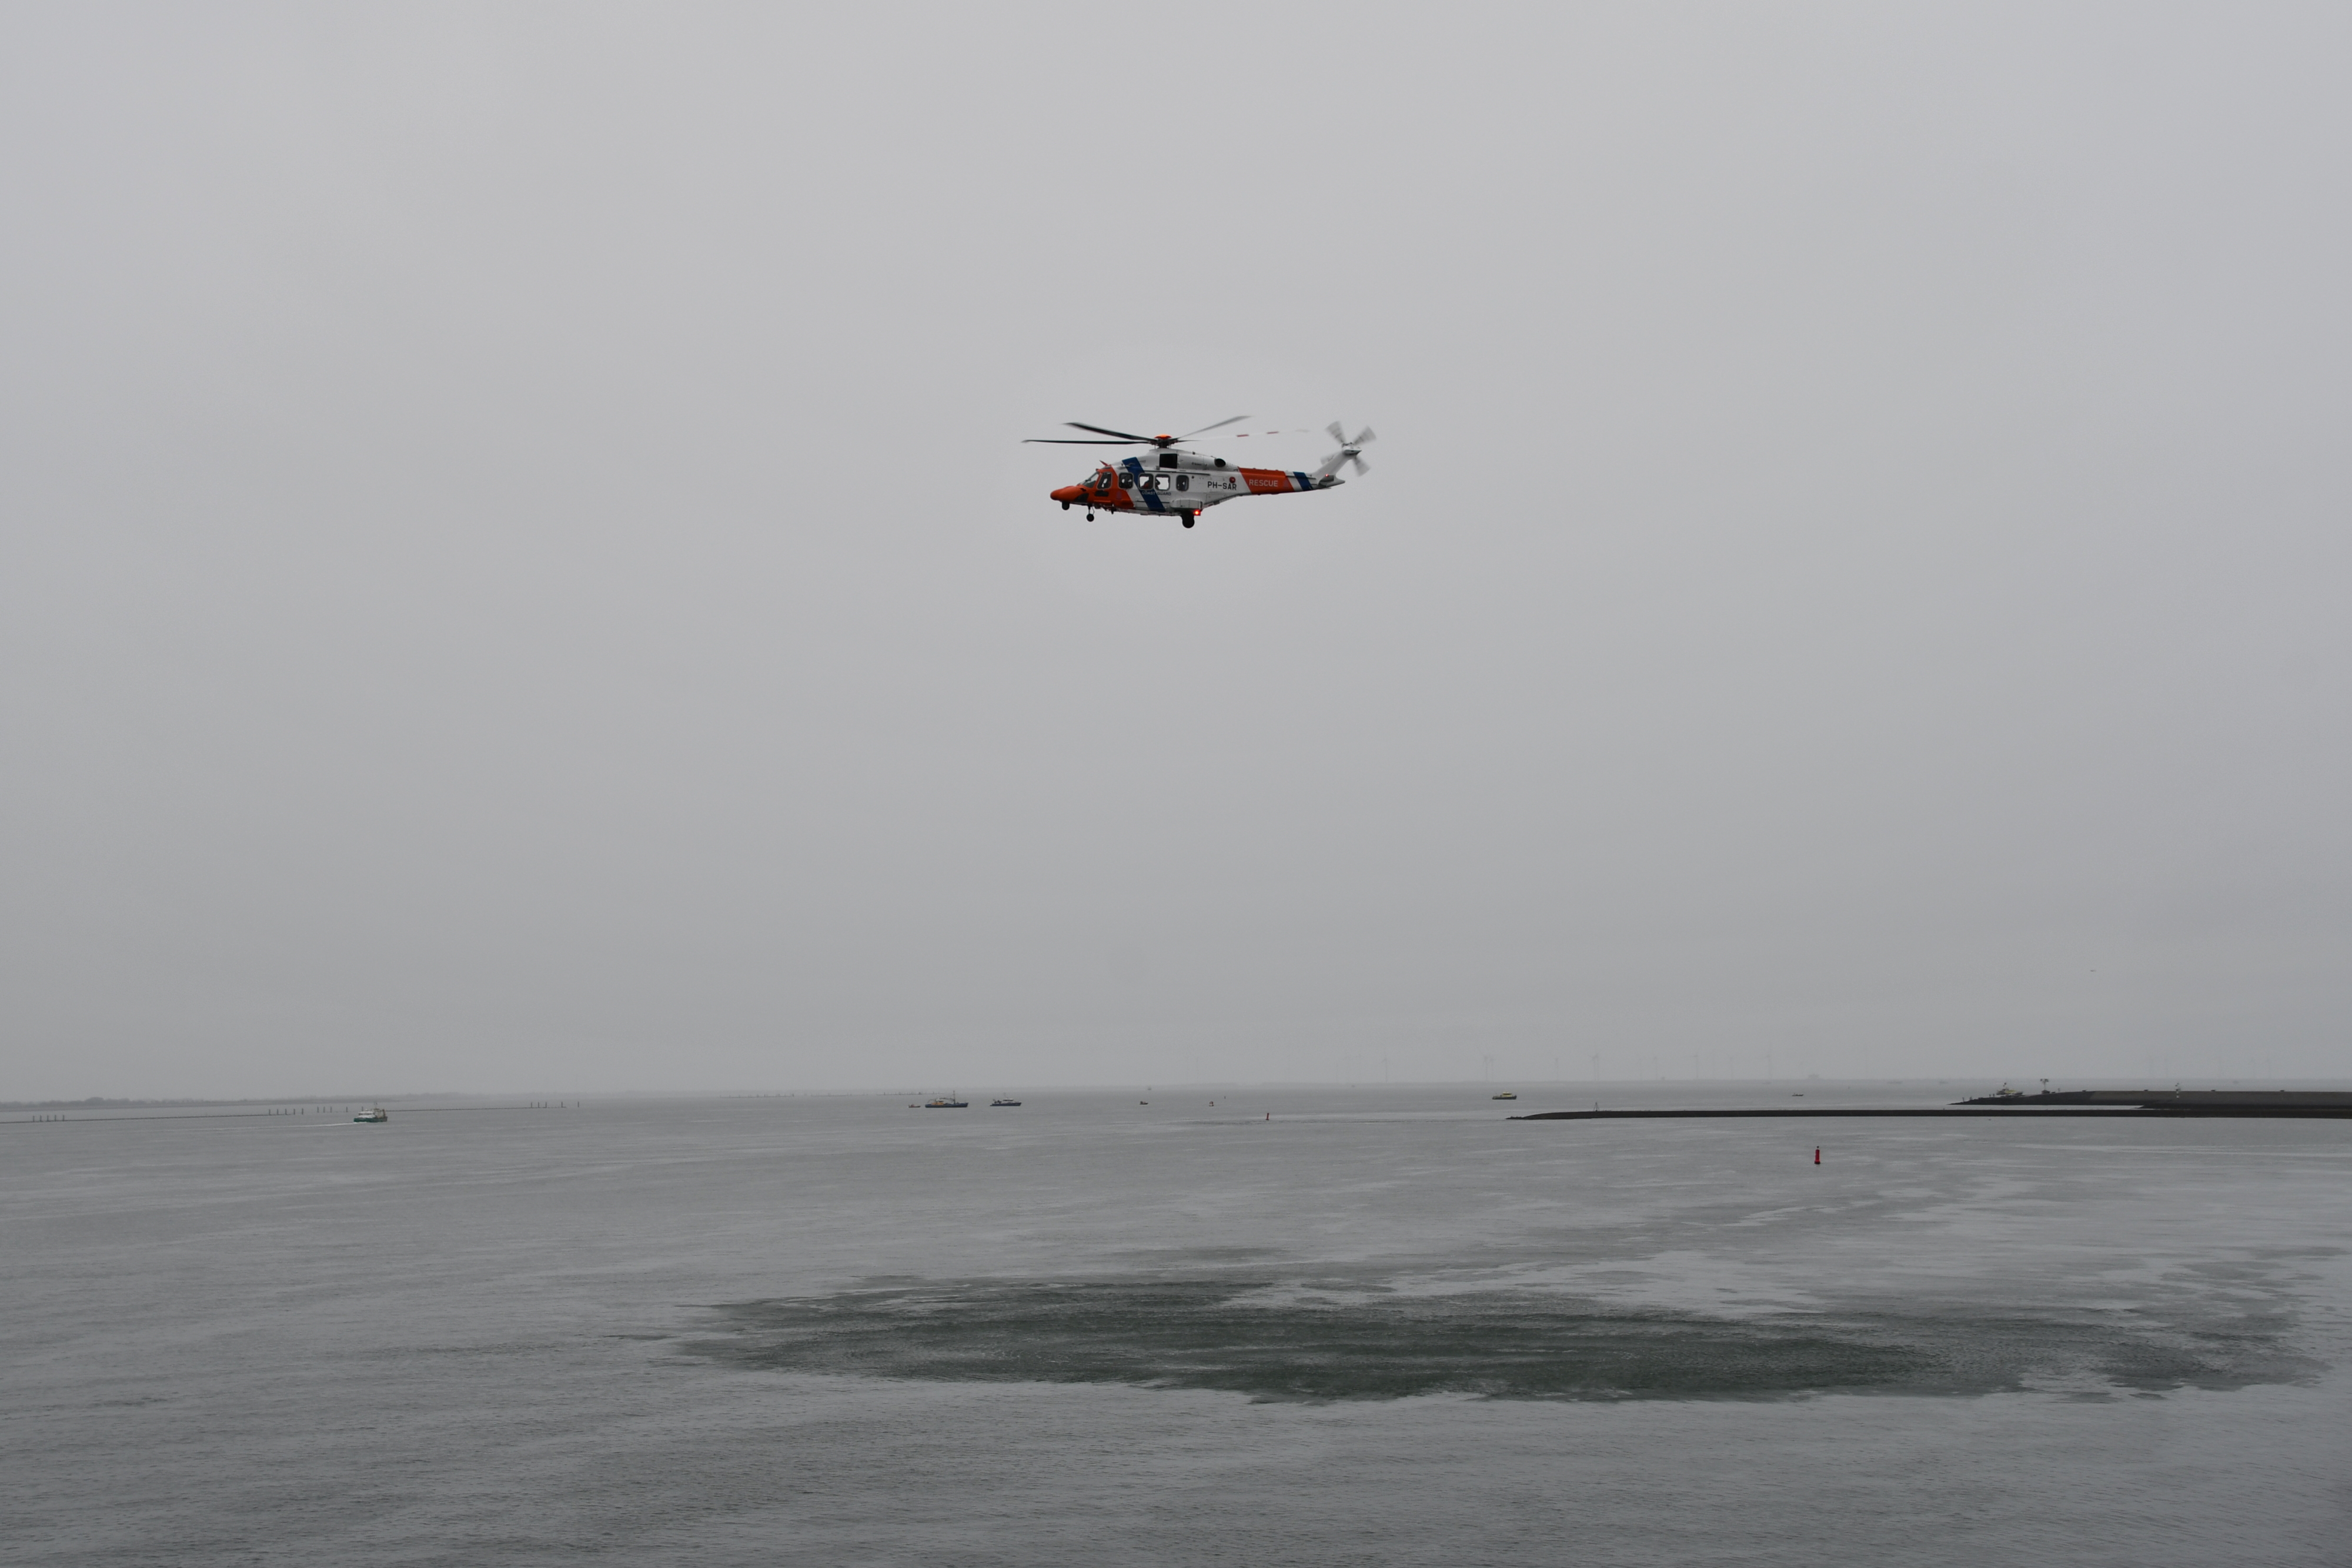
1240;467;1298;494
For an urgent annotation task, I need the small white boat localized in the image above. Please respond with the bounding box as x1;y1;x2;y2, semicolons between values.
353;1106;389;1123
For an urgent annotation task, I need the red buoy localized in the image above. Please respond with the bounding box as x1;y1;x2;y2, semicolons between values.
1814;1147;1821;1164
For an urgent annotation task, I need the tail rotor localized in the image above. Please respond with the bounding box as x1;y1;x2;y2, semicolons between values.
1322;422;1375;477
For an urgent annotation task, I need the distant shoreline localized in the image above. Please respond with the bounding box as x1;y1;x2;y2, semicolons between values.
1515;1104;2352;1121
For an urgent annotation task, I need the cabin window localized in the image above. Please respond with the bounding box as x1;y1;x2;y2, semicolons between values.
1158;452;1178;468
1213;457;1227;468
1175;473;1190;492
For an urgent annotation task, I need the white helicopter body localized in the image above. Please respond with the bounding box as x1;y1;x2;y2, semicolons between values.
1031;417;1374;529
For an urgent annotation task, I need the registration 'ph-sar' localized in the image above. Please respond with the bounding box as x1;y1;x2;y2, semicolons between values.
1028;416;1374;529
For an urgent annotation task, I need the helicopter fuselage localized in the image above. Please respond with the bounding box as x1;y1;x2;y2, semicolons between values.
1050;447;1337;527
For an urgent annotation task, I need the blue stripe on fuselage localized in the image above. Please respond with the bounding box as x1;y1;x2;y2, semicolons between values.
1124;456;1165;511
1292;471;1312;491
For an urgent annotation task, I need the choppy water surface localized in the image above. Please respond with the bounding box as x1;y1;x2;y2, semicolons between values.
6;1085;2350;1566
692;1273;2314;1402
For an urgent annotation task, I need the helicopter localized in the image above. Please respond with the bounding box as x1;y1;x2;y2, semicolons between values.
1027;416;1374;528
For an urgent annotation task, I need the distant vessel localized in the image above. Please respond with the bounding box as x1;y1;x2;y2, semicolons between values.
1491;1091;1517;1101
924;1096;969;1108
990;1098;1021;1107
352;1106;388;1123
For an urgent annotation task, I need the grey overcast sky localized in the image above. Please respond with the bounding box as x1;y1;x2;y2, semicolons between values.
4;4;2347;1098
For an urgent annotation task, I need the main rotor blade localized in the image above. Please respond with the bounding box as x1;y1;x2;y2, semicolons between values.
1178;414;1251;440
1024;437;1147;444
1064;421;1154;442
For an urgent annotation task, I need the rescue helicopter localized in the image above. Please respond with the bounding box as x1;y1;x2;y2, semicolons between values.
1027;416;1375;528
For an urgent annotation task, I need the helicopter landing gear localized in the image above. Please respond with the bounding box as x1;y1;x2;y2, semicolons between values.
1181;513;1196;529
1085;511;1095;521
1060;502;1069;511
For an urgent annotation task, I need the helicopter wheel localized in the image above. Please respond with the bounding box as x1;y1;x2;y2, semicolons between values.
1085;511;1095;521
1181;514;1195;529
1060;502;1068;511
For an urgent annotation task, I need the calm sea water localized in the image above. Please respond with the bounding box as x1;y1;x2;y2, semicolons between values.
6;1085;2350;1566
